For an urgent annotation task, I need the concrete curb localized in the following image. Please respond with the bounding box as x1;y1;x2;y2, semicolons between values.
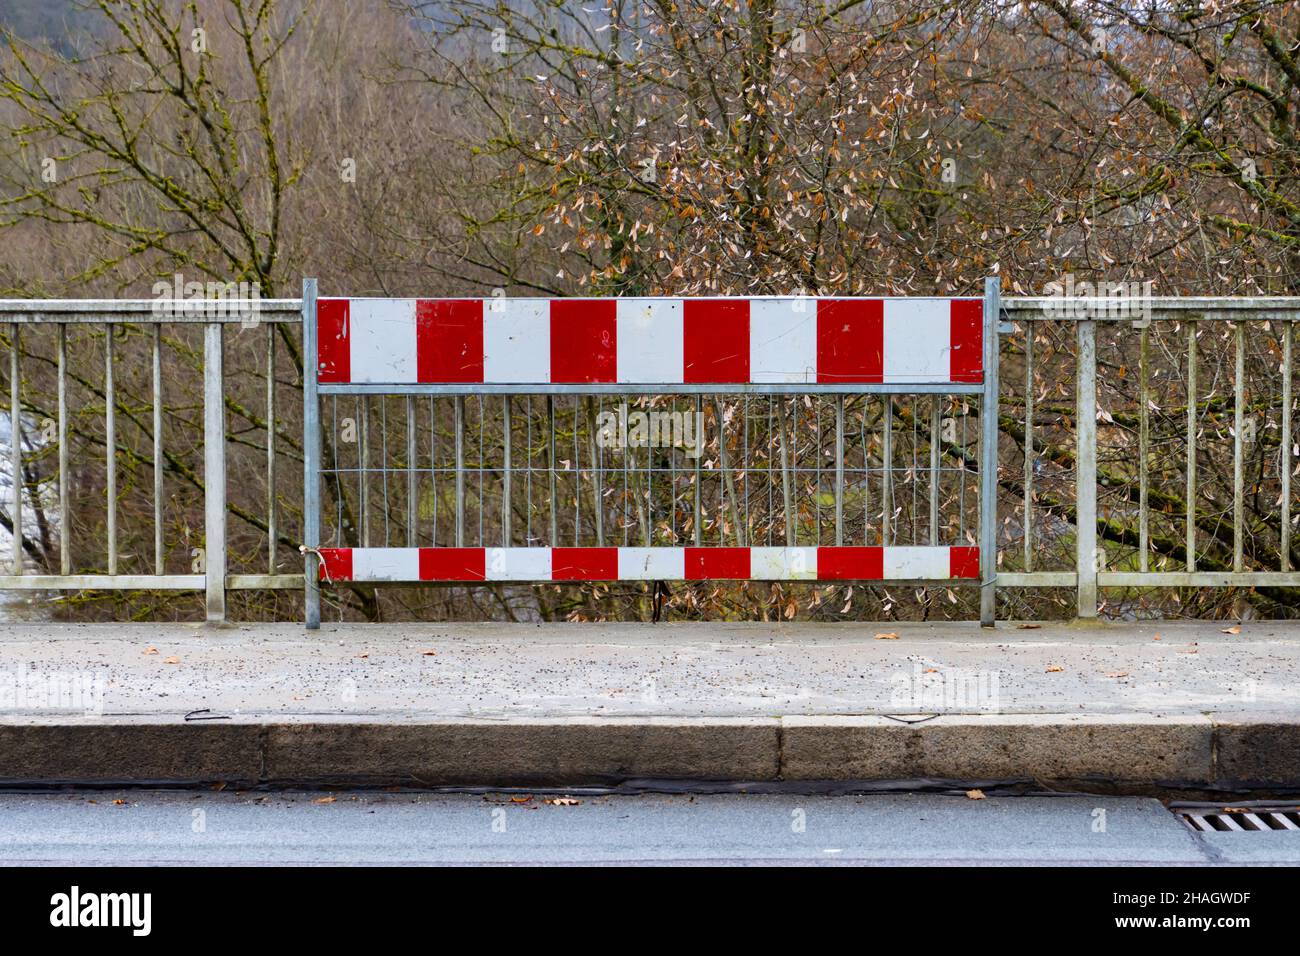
0;713;1297;790
779;714;1214;784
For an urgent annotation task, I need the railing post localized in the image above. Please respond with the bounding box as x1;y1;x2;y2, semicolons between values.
10;324;21;576
204;320;227;623
1076;319;1098;617
303;278;321;629
979;277;1000;626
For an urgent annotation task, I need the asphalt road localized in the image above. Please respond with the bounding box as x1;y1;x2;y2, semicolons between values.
0;791;1297;865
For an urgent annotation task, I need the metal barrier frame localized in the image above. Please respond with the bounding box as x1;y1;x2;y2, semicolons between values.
301;277;1003;628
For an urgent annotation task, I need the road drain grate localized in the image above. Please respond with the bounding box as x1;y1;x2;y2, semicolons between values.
1174;806;1300;833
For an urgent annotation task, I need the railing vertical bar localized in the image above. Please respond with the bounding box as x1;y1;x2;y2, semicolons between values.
815;399;823;544
203;321;226;623
404;395;416;547
1023;325;1034;571
331;395;342;546
694;395;703;547
979;278;1001;626
763;401;771;546
1282;322;1293;572
1139;325;1150;573
502;395;512;547
909;401;918;545
621;398;630;547
150;324;165;575
9;324;20;575
778;399;794;546
835;395;845;547
1234;321;1245;572
1186;321;1198;571
585;396;602;546
434;395;444;546
58;325;69;576
525;397;533;545
929;395;940;547
1076;318;1098;617
454;394;465;548
743;397;751;545
572;398;581;544
642;402;653;546
265;324;276;573
547;396;557;547
882;398;893;548
477;396;486;547
381;398;392;547
302;279;320;628
105;324;116;575
359;396;370;548
859;399;871;545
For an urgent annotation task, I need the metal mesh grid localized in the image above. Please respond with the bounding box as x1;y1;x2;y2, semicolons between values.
318;393;982;553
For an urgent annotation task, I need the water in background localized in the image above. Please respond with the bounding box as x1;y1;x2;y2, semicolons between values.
0;409;55;622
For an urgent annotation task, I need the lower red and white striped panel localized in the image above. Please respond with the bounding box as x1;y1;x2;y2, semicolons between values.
315;297;983;385
317;546;979;583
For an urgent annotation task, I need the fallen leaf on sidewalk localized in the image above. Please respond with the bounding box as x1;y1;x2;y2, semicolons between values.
1017;623;1042;630
545;797;580;806
875;632;899;640
163;656;180;664
1222;625;1242;634
966;789;986;800
1153;635;1161;641
356;653;369;659
421;650;437;656
509;795;533;804
1106;671;1130;678
1045;665;1064;673
143;646;158;655
113;799;127;806
313;796;336;804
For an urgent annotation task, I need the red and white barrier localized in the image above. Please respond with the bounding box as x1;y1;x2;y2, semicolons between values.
316;546;979;583
315;297;983;385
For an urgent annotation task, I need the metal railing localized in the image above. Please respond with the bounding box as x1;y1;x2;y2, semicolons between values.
0;297;303;622
1001;296;1300;617
0;287;1296;623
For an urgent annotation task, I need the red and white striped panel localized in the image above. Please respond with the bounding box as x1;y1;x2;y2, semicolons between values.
317;546;980;583
315;297;983;385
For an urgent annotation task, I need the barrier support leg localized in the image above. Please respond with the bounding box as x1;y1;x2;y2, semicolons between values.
979;277;1000;626
303;278;321;629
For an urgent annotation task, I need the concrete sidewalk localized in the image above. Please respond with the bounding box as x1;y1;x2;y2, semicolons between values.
1;620;1298;790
